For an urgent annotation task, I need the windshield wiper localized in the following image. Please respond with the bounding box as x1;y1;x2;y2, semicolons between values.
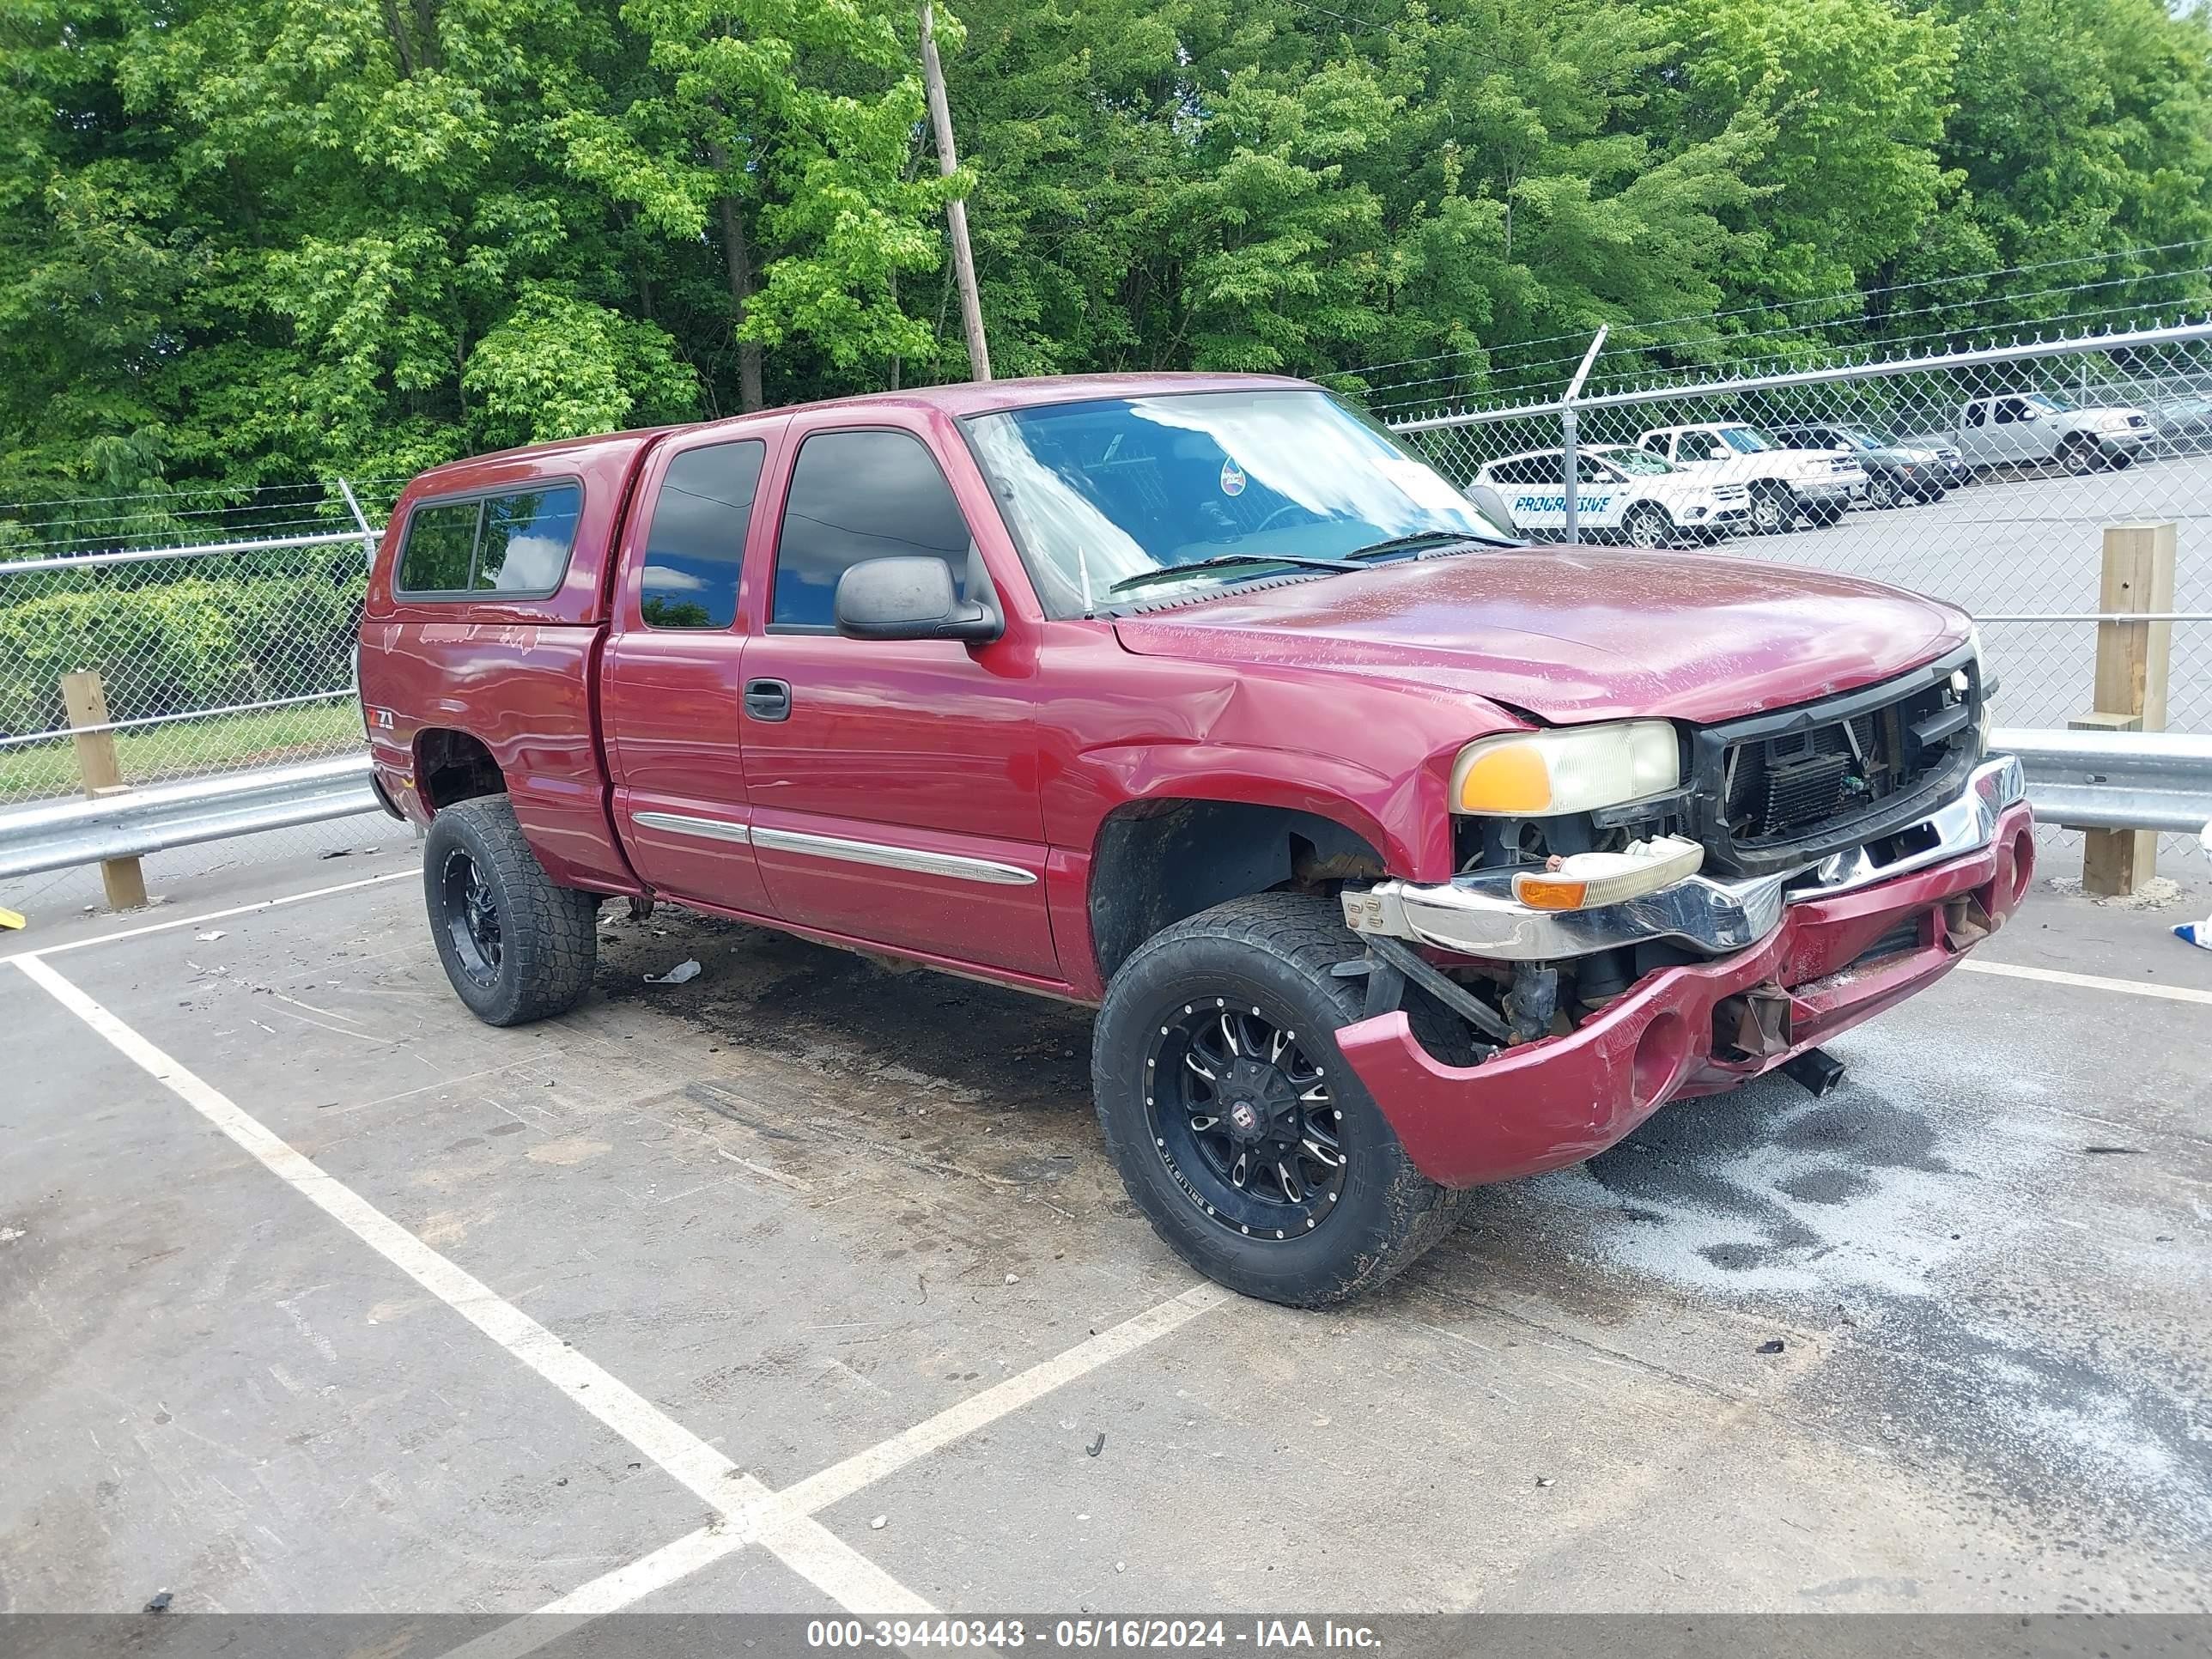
1105;553;1364;596
1343;530;1504;560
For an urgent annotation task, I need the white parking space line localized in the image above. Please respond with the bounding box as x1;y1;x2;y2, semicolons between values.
12;951;1226;1632
438;1287;1228;1654
1960;957;2212;1006
11;952;923;1616
781;1282;1227;1516
2;868;416;963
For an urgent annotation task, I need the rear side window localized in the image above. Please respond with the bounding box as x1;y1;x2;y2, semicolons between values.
477;489;584;592
772;429;971;630
640;441;767;629
396;483;582;598
398;501;479;592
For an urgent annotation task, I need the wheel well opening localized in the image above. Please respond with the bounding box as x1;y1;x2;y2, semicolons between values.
416;730;505;811
1089;799;1387;982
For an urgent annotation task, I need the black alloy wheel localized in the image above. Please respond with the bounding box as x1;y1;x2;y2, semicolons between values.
1147;1000;1346;1240
441;848;503;988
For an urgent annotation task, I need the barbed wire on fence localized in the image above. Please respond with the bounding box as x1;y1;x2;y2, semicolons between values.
1346;252;2212;416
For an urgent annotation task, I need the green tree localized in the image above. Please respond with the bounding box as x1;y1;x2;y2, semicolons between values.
558;0;950;410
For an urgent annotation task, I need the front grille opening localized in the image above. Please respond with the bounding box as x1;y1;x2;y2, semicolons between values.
1718;672;1971;855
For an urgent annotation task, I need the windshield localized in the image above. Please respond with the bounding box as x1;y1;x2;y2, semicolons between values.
2025;392;2075;413
1717;427;1776;453
964;389;1517;615
1599;447;1672;476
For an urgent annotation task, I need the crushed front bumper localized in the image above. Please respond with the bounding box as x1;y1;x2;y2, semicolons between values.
1333;759;2037;1188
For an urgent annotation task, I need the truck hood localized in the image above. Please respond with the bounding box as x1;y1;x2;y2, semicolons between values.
1110;548;1969;726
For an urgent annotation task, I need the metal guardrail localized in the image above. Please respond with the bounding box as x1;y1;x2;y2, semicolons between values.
0;731;2204;890
1994;726;2212;835
0;756;378;882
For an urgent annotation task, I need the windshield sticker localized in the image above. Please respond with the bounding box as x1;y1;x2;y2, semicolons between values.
1219;459;1247;497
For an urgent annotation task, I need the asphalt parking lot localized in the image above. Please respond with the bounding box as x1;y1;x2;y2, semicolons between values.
4;841;2209;1636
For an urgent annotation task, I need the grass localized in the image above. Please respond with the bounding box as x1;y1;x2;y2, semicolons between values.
0;699;363;805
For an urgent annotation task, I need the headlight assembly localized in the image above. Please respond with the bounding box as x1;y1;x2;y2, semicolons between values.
1450;721;1680;817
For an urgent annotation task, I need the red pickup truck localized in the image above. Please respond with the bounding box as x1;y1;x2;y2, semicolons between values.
358;374;2034;1305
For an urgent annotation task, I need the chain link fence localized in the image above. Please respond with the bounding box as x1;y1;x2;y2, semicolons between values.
0;479;408;911
8;324;2212;912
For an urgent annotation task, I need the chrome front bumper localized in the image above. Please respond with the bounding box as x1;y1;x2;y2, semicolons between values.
1340;755;2027;962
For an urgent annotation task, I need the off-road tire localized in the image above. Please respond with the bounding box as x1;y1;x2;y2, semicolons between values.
2060;434;2106;476
1092;892;1468;1306
423;793;600;1026
1622;502;1674;550
1749;482;1796;534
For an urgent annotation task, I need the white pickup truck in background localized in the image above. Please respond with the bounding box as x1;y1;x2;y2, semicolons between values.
1950;392;2152;474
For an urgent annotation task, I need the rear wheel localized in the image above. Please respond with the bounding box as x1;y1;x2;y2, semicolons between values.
1866;471;1902;508
1622;502;1674;550
1092;893;1466;1306
1748;483;1796;534
423;794;600;1026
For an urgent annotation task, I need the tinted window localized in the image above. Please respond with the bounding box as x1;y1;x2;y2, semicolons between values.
773;430;970;630
1966;403;1987;428
641;441;767;629
398;500;479;592
476;485;582;593
1994;398;2027;425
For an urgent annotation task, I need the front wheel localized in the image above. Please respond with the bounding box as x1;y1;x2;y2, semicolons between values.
1092;893;1466;1306
423;794;601;1026
1621;502;1674;550
1805;499;1847;526
1748;483;1796;534
2061;435;2106;476
1866;472;1902;509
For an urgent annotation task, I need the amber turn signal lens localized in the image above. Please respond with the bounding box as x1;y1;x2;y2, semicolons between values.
1511;877;1588;910
1456;744;1554;814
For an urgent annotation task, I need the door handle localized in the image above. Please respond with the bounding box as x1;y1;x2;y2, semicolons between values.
744;678;792;722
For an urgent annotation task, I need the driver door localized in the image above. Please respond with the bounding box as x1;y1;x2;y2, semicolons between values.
735;411;1059;978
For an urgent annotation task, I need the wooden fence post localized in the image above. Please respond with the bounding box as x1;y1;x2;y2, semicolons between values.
2075;521;2177;896
60;669;149;911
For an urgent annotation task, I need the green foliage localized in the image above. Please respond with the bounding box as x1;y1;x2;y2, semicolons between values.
3;0;2211;500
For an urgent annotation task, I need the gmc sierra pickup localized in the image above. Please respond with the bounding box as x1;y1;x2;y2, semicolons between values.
358;373;2034;1305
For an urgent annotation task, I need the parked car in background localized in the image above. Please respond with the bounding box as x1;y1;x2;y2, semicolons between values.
1950;392;2151;474
1472;445;1749;546
2151;395;2212;456
1636;422;1867;533
1766;422;1951;508
360;373;2030;1307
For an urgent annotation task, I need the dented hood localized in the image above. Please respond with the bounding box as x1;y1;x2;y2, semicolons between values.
1110;547;1968;726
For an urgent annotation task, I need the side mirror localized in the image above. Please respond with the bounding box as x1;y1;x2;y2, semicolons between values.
834;556;1001;644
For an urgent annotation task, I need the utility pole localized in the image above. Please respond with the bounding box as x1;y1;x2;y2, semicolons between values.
919;0;992;383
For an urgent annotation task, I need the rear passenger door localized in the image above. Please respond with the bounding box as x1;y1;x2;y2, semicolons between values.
600;426;783;914
736;414;1057;979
